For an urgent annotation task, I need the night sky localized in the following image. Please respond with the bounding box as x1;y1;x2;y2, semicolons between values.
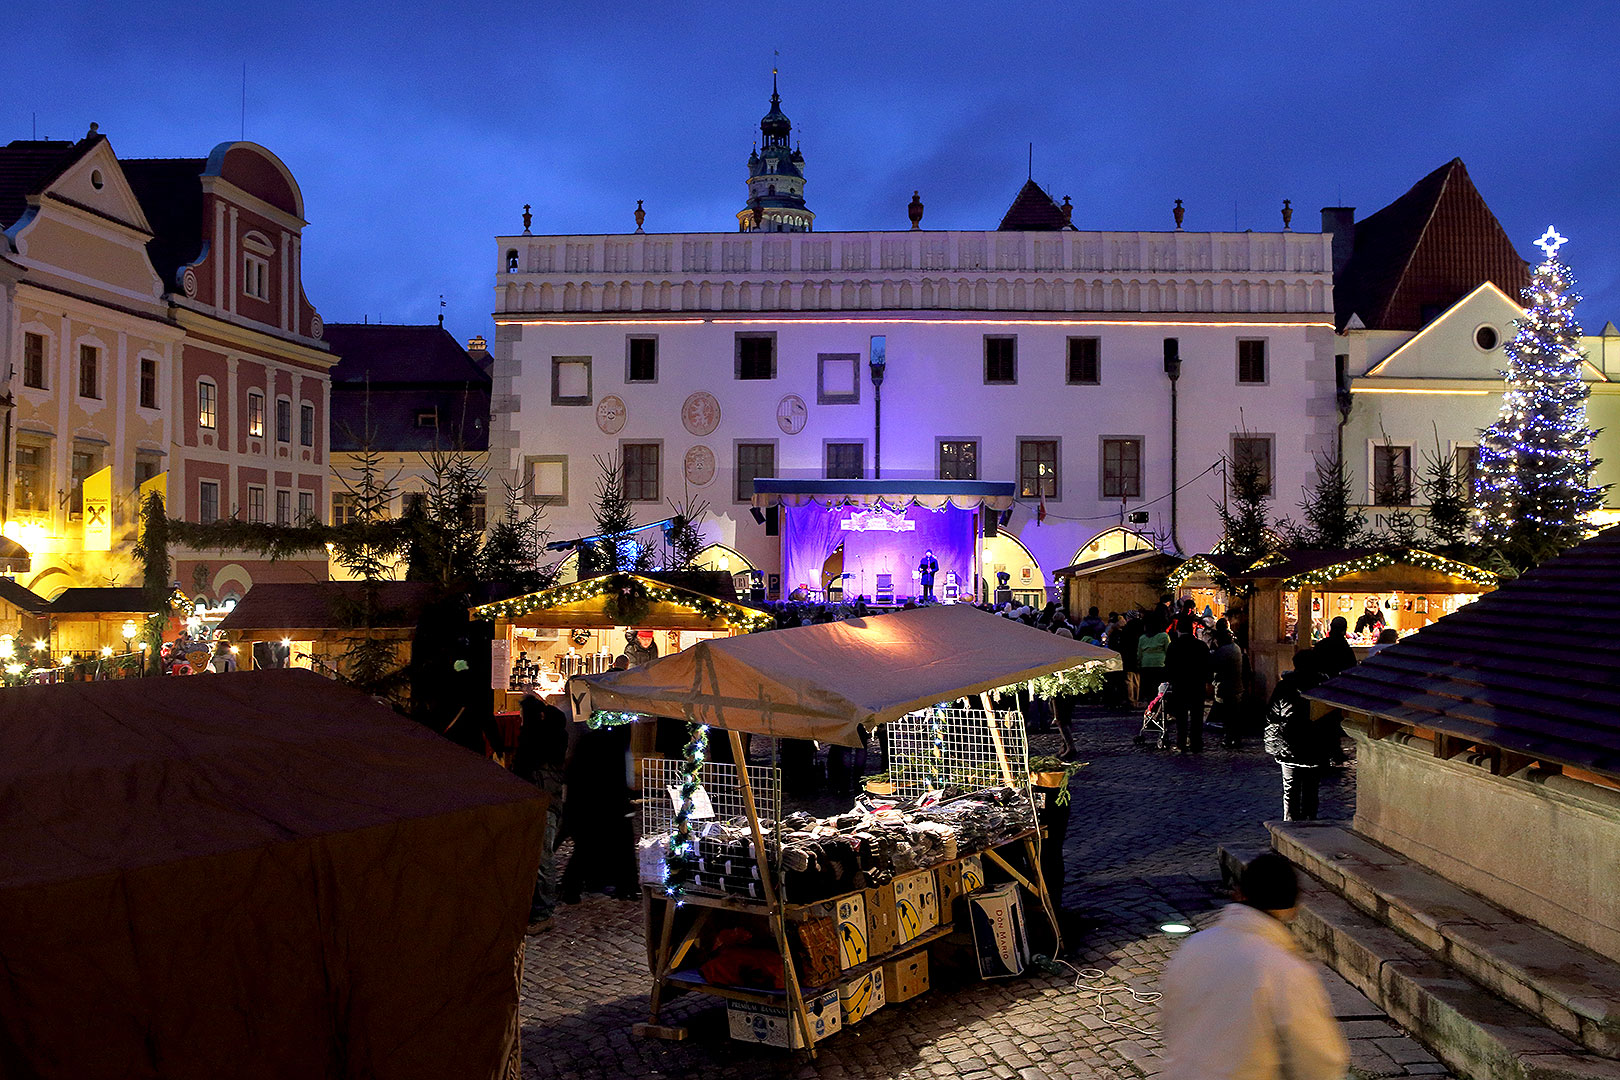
11;2;1619;343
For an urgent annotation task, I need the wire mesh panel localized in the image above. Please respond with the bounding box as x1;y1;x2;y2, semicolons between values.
641;758;781;840
885;706;1030;800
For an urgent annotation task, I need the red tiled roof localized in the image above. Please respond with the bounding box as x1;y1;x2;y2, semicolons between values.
997;179;1073;231
1309;527;1620;780
1335;158;1529;331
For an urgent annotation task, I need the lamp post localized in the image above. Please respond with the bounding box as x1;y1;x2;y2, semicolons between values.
869;335;887;479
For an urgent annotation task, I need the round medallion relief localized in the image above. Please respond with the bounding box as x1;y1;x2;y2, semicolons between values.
682;391;721;436
310;313;324;340
181;267;198;299
596;394;627;435
684;445;716;487
776;394;807;435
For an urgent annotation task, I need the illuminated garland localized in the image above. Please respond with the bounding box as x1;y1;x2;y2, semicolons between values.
1278;548;1497;590
587;710;642;729
1166;556;1233;591
927;708;945;789
663;721;708;900
470;572;775;632
1011;661;1112;701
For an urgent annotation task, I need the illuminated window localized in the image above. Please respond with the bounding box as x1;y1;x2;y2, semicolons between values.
939;439;979;481
247;391;265;437
1020;438;1060;499
198;380;217;429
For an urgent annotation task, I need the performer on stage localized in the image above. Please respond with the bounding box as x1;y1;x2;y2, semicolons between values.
918;549;939;601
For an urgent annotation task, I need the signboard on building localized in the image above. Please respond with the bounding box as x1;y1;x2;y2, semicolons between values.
83;466;112;551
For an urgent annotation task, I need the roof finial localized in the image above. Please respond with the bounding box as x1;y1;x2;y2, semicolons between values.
772;50;780;101
1028;142;1033;181
521;204;532;234
438;295;445;327
86;122;99;139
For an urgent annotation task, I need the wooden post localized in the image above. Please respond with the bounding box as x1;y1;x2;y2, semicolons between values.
979;693;1017;788
730;728;817;1057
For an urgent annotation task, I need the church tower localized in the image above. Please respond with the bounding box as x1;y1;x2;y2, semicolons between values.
737;72;813;232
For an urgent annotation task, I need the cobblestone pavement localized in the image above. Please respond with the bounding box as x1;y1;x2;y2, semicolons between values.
519;709;1453;1079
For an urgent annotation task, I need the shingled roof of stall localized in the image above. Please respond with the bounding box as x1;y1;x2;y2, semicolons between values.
1307;526;1620;780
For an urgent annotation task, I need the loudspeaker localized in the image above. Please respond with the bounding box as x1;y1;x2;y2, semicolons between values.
984;508;998;537
765;506;779;536
1163;337;1180;376
1127;510;1149;525
749;506;766;525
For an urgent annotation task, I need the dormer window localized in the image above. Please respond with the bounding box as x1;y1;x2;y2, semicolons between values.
242;232;274;302
416;409;438;429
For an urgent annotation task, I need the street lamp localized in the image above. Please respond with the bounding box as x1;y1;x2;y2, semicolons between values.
122;620;137;645
868;335;887;479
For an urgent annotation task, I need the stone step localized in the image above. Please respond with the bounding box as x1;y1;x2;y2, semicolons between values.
1270;822;1620;1060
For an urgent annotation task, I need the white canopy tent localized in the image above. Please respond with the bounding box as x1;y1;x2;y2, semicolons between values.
568;604;1119;746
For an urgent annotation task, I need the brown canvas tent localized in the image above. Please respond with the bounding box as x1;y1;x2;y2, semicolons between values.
568;604;1119;746
0;669;546;1080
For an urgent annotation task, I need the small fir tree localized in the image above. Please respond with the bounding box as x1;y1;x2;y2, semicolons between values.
1216;440;1273;559
584;452;638;574
1290;452;1366;550
1474;228;1604;562
1419;426;1471;550
481;472;555;594
663;491;710;572
132;491;172;674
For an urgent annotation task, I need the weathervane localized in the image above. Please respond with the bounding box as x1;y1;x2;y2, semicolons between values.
1535;225;1567;260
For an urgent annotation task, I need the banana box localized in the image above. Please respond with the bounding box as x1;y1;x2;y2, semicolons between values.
881;950;930;1002
892;869;940;945
862;885;901;958
796;891;868;971
836;967;885;1025
959;853;985;891
727;989;842;1048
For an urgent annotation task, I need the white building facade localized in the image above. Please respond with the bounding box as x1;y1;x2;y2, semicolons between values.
489;224;1340;596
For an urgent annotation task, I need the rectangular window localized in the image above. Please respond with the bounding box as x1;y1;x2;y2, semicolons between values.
622;442;661;502
246;486;266;523
276;399;291;443
939;439;979;481
1019;438;1059;499
1237;339;1267;384
1231;435;1274;497
1456;444;1480;497
825;442;864;479
70;449;98;515
199;480;220;525
1373;444;1413;505
134;454;161;489
1067;337;1101;384
300;403;315;446
735;334;776;380
297;490;315;524
332;492;357;526
984;336;1017;384
14;443;47;511
735;442;776;503
139;358;158;409
626;336;658;382
198;381;217;429
244;254;268;300
276;489;292;525
78;344;99;399
817;353;860;404
1101;438;1142;499
247;392;265;438
23;333;45;389
525;455;568;505
415;408;438;429
551;356;592;405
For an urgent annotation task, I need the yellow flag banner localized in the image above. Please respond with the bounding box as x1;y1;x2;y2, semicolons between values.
138;469;167;504
83;466;113;551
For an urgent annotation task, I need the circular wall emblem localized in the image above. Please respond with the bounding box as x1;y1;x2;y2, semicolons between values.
682;391;720;436
181;267;198;298
596;394;626;435
776;394;807;435
684;445;716;487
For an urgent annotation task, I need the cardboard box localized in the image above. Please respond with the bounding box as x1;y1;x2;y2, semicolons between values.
967;882;1028;979
791;918;842;989
797;891;868;970
892;869;940;944
959;853;985;892
837;967;885;1025
938;853;988;918
727;989;842;1048
863;885;900;958
881;950;930;1002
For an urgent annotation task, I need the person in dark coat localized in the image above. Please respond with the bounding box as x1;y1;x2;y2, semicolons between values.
1312;616;1357;678
514;694;569;928
1263;652;1331;820
558;704;638;902
1163;616;1212;752
1111;612;1146;706
917;549;939;601
1207;622;1246;748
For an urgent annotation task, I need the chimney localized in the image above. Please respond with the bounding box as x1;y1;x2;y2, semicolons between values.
1321;207;1356;275
467;335;488;353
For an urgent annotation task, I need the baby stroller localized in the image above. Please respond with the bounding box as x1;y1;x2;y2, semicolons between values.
1135;682;1172;747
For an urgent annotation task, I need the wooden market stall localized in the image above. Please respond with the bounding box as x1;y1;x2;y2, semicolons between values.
1219;548;1498;695
1053;549;1179;622
46;586;160;667
217;580;436;675
570;605;1119;1055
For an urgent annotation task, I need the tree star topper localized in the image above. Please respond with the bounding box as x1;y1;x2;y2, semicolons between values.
1535;225;1567;260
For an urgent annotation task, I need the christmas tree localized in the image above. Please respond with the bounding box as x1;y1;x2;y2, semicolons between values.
1474;227;1603;561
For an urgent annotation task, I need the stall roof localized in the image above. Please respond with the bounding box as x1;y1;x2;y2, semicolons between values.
47;586;157;615
470;571;773;632
750;477;1016;511
570;603;1119;746
0;577;50;615
218;580;435;634
1053;549;1177;580
1307;527;1620;780
1228;547;1498;589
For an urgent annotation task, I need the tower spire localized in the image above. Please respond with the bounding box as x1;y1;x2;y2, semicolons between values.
737;67;813;233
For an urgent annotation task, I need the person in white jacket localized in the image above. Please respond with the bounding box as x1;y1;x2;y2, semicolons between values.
1159;853;1349;1080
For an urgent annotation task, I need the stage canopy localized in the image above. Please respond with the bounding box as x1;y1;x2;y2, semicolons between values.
750;477;1016;510
569;603;1119;747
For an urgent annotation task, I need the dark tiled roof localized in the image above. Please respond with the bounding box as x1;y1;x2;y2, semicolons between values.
49;586;156;615
121;158;206;290
997;179;1073;231
217;581;436;633
0;138;95;231
323;323;492;386
629;570;740;603
1335;158;1529;332
1308;527;1620;780
0;578;50;614
325;323;491;453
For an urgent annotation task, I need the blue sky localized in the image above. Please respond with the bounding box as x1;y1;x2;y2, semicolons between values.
10;1;1619;342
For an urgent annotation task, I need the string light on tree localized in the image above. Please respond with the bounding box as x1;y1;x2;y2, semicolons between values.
1473;227;1604;559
